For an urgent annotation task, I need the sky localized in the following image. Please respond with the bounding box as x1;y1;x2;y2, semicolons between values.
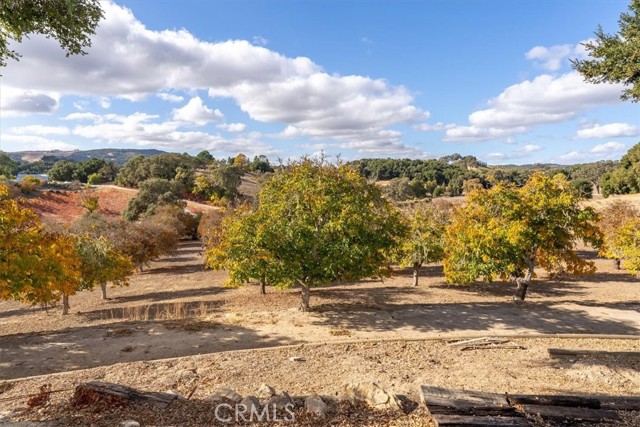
0;0;638;164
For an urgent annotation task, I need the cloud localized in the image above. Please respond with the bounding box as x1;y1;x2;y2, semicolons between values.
157;92;185;103
252;35;268;46
519;144;543;153
0;1;426;155
99;97;111;109
590;141;626;154
576;122;640;139
524;41;590;71
62;111;276;156
0;87;59;115
10;125;70;136
172;96;224;125
1;134;78;151
217;122;247;132
414;121;452;132
444;71;623;142
556;141;627;164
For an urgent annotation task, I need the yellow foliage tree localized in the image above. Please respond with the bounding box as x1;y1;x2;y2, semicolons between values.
0;184;82;314
598;201;639;270
444;172;602;300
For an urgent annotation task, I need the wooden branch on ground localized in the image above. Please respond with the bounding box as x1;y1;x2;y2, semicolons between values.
432;414;533;426
72;381;178;408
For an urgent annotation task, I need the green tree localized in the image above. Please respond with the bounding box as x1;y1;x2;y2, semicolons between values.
205;206;280;295
204;159;407;311
0;151;17;177
0;0;104;68
123;178;185;221
75;235;134;300
570;179;594;199
444;173;602;301
195;150;214;167
48;160;77;182
393;202;450;286
599;142;640;197
571;0;640;102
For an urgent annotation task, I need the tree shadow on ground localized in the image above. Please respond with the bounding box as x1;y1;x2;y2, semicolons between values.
110;285;228;304
139;263;204;275
0;320;301;380
311;291;640;335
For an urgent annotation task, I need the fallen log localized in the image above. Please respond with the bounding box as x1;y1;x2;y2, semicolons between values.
420;385;515;416
432;414;532;426
599;396;640;411
521;404;621;422
71;381;178;408
506;394;601;409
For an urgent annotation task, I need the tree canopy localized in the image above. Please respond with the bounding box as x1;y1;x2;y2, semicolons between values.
0;0;104;68
204;159;407;311
571;0;640;102
443;172;602;300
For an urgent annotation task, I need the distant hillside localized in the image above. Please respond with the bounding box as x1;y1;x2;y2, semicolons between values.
7;149;167;165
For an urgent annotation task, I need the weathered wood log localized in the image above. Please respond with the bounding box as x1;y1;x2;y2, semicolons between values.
420;385;515;416
599;396;640;411
432;414;532;426
448;337;509;347
548;348;640;358
461;344;525;351
507;394;601;409
72;381;178;408
520;404;621;422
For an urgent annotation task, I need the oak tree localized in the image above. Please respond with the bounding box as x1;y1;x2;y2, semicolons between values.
1;0;104;67
571;0;640;102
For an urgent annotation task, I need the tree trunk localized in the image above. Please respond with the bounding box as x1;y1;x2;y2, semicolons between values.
614;258;621;270
100;283;107;300
514;265;534;302
260;274;266;295
413;263;420;286
62;294;70;315
299;282;311;312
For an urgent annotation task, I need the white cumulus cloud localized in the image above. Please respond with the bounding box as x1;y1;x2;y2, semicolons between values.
172;97;224;125
576;122;640;139
0;1;427;155
444;71;623;142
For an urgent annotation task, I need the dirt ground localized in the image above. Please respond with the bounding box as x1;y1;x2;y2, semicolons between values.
0;239;638;381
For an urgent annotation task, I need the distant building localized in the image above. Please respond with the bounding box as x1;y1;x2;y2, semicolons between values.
16;174;49;183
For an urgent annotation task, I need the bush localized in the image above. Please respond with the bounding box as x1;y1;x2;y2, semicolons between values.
19;176;43;194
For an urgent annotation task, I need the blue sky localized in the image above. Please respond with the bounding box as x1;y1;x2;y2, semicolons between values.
0;0;637;164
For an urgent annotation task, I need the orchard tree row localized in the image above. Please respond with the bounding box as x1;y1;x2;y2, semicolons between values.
203;158;640;311
0;184;194;314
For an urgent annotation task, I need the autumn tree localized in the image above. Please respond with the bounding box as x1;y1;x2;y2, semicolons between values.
571;0;640;102
75;235;134;300
393;202;451;286
204;159;407;311
205;206;281;295
444;172;602;301
0;184;81;314
0;0;104;67
599;201;640;270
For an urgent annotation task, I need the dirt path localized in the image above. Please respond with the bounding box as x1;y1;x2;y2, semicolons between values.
1;242;639;380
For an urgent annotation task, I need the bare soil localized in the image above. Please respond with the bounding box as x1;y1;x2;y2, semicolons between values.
0;239;638;381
